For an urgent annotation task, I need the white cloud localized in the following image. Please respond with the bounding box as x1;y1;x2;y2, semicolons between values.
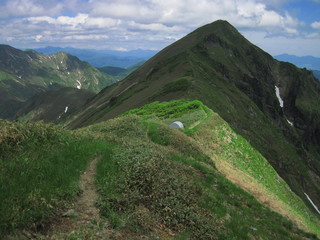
242;30;320;56
27;13;120;29
0;0;64;18
34;34;43;42
0;0;319;57
115;47;128;51
63;34;109;40
311;21;320;29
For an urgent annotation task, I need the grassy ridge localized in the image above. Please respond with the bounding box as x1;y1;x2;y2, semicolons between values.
85;112;318;239
121;100;320;238
192;113;320;236
1;100;319;239
0;121;111;236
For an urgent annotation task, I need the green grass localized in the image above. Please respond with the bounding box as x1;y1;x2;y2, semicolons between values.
2;100;320;239
162;78;192;93
85;113;318;239
0;120;111;236
122;99;206;121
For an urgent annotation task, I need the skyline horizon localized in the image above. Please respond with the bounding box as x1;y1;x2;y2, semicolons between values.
1;0;319;58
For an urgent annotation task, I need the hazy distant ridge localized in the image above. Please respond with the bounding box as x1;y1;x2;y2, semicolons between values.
274;54;320;71
33;47;158;68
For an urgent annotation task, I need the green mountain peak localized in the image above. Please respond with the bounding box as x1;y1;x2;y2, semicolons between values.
68;20;320;223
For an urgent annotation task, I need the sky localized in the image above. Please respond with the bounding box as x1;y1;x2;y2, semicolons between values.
0;0;320;57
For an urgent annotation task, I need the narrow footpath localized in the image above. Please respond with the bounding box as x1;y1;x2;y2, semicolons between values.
41;157;110;240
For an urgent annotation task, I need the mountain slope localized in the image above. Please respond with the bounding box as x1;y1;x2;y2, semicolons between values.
2;100;319;239
0;44;115;119
14;87;95;123
68;20;320;215
0;44;115;95
313;70;320;80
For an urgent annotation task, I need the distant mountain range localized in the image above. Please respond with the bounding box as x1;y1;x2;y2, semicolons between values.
274;54;320;71
0;44;114;120
33;46;158;68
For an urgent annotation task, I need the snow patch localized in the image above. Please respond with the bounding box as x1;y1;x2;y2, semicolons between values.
18;76;22;79
304;192;320;214
286;119;293;127
61;61;63;64
68;72;70;75
76;80;82;89
275;86;284;108
57;65;59;70
64;106;69;113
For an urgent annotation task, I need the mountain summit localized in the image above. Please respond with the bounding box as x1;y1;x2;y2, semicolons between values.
69;20;320;213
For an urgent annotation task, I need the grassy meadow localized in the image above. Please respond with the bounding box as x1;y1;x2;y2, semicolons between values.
1;100;319;239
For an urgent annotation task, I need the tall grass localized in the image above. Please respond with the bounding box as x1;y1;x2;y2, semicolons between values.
0;120;111;236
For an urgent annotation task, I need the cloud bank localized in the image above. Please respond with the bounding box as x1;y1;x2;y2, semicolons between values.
0;0;319;56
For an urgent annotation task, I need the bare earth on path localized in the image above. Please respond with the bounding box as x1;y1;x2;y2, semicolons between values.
40;157;112;240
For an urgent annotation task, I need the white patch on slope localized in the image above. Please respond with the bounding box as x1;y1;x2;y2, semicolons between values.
61;61;63;64
57;65;59;70
287;119;293;126
64;106;69;113
275;86;284;108
76;80;82;89
304;193;320;214
68;72;70;75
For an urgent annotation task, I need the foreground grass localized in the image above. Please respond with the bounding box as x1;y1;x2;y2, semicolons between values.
0;120;111;237
1;99;319;239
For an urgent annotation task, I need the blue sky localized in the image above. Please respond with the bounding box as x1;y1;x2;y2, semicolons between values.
0;0;319;57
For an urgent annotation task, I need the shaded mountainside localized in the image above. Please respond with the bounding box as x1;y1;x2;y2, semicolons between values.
1;100;319;239
14;87;95;123
68;20;320;215
0;45;115;95
0;44;115;119
313;70;320;80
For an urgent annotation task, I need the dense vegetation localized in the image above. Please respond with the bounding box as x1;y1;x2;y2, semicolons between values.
2;100;319;239
0;120;111;236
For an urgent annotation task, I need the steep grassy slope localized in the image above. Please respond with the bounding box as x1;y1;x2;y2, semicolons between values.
2;100;319;239
0;45;114;95
14;87;95;123
68;20;320;214
0;44;116;119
